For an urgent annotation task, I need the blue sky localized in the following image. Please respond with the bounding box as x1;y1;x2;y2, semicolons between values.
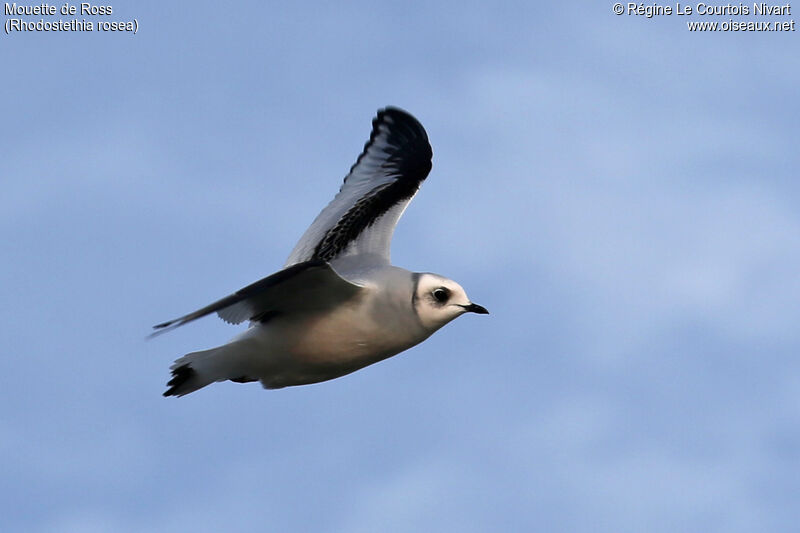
2;1;799;531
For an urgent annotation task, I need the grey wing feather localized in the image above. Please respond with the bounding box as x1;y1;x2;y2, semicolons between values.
150;261;362;337
285;107;432;266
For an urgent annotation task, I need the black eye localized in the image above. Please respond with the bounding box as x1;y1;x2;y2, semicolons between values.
432;287;450;303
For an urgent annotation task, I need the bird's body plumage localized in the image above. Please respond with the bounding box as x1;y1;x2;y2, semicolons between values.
155;107;487;397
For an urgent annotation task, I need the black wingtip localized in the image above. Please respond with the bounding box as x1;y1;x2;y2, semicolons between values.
147;323;174;340
378;105;422;123
374;106;430;143
163;364;196;397
147;319;184;340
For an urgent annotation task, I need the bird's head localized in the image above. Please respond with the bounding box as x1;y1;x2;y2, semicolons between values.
413;273;489;331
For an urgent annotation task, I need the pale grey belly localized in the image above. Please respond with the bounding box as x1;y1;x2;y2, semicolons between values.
250;307;429;388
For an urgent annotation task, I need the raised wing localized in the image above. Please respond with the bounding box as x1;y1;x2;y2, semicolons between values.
285;107;433;267
150;261;362;336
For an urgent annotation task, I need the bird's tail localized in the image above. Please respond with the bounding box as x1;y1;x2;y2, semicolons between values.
163;343;256;397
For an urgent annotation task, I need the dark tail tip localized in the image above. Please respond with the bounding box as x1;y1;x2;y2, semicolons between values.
163;364;196;397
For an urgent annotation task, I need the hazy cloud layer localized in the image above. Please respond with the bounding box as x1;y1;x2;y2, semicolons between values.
2;2;798;532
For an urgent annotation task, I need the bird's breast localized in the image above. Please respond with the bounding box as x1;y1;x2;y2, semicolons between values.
280;298;428;368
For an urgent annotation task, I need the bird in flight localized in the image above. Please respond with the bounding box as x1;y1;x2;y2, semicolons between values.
153;107;488;396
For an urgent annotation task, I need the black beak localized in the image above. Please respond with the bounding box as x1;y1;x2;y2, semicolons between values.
463;303;489;315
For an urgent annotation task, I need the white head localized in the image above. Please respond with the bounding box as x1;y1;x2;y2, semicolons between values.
413;273;489;331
